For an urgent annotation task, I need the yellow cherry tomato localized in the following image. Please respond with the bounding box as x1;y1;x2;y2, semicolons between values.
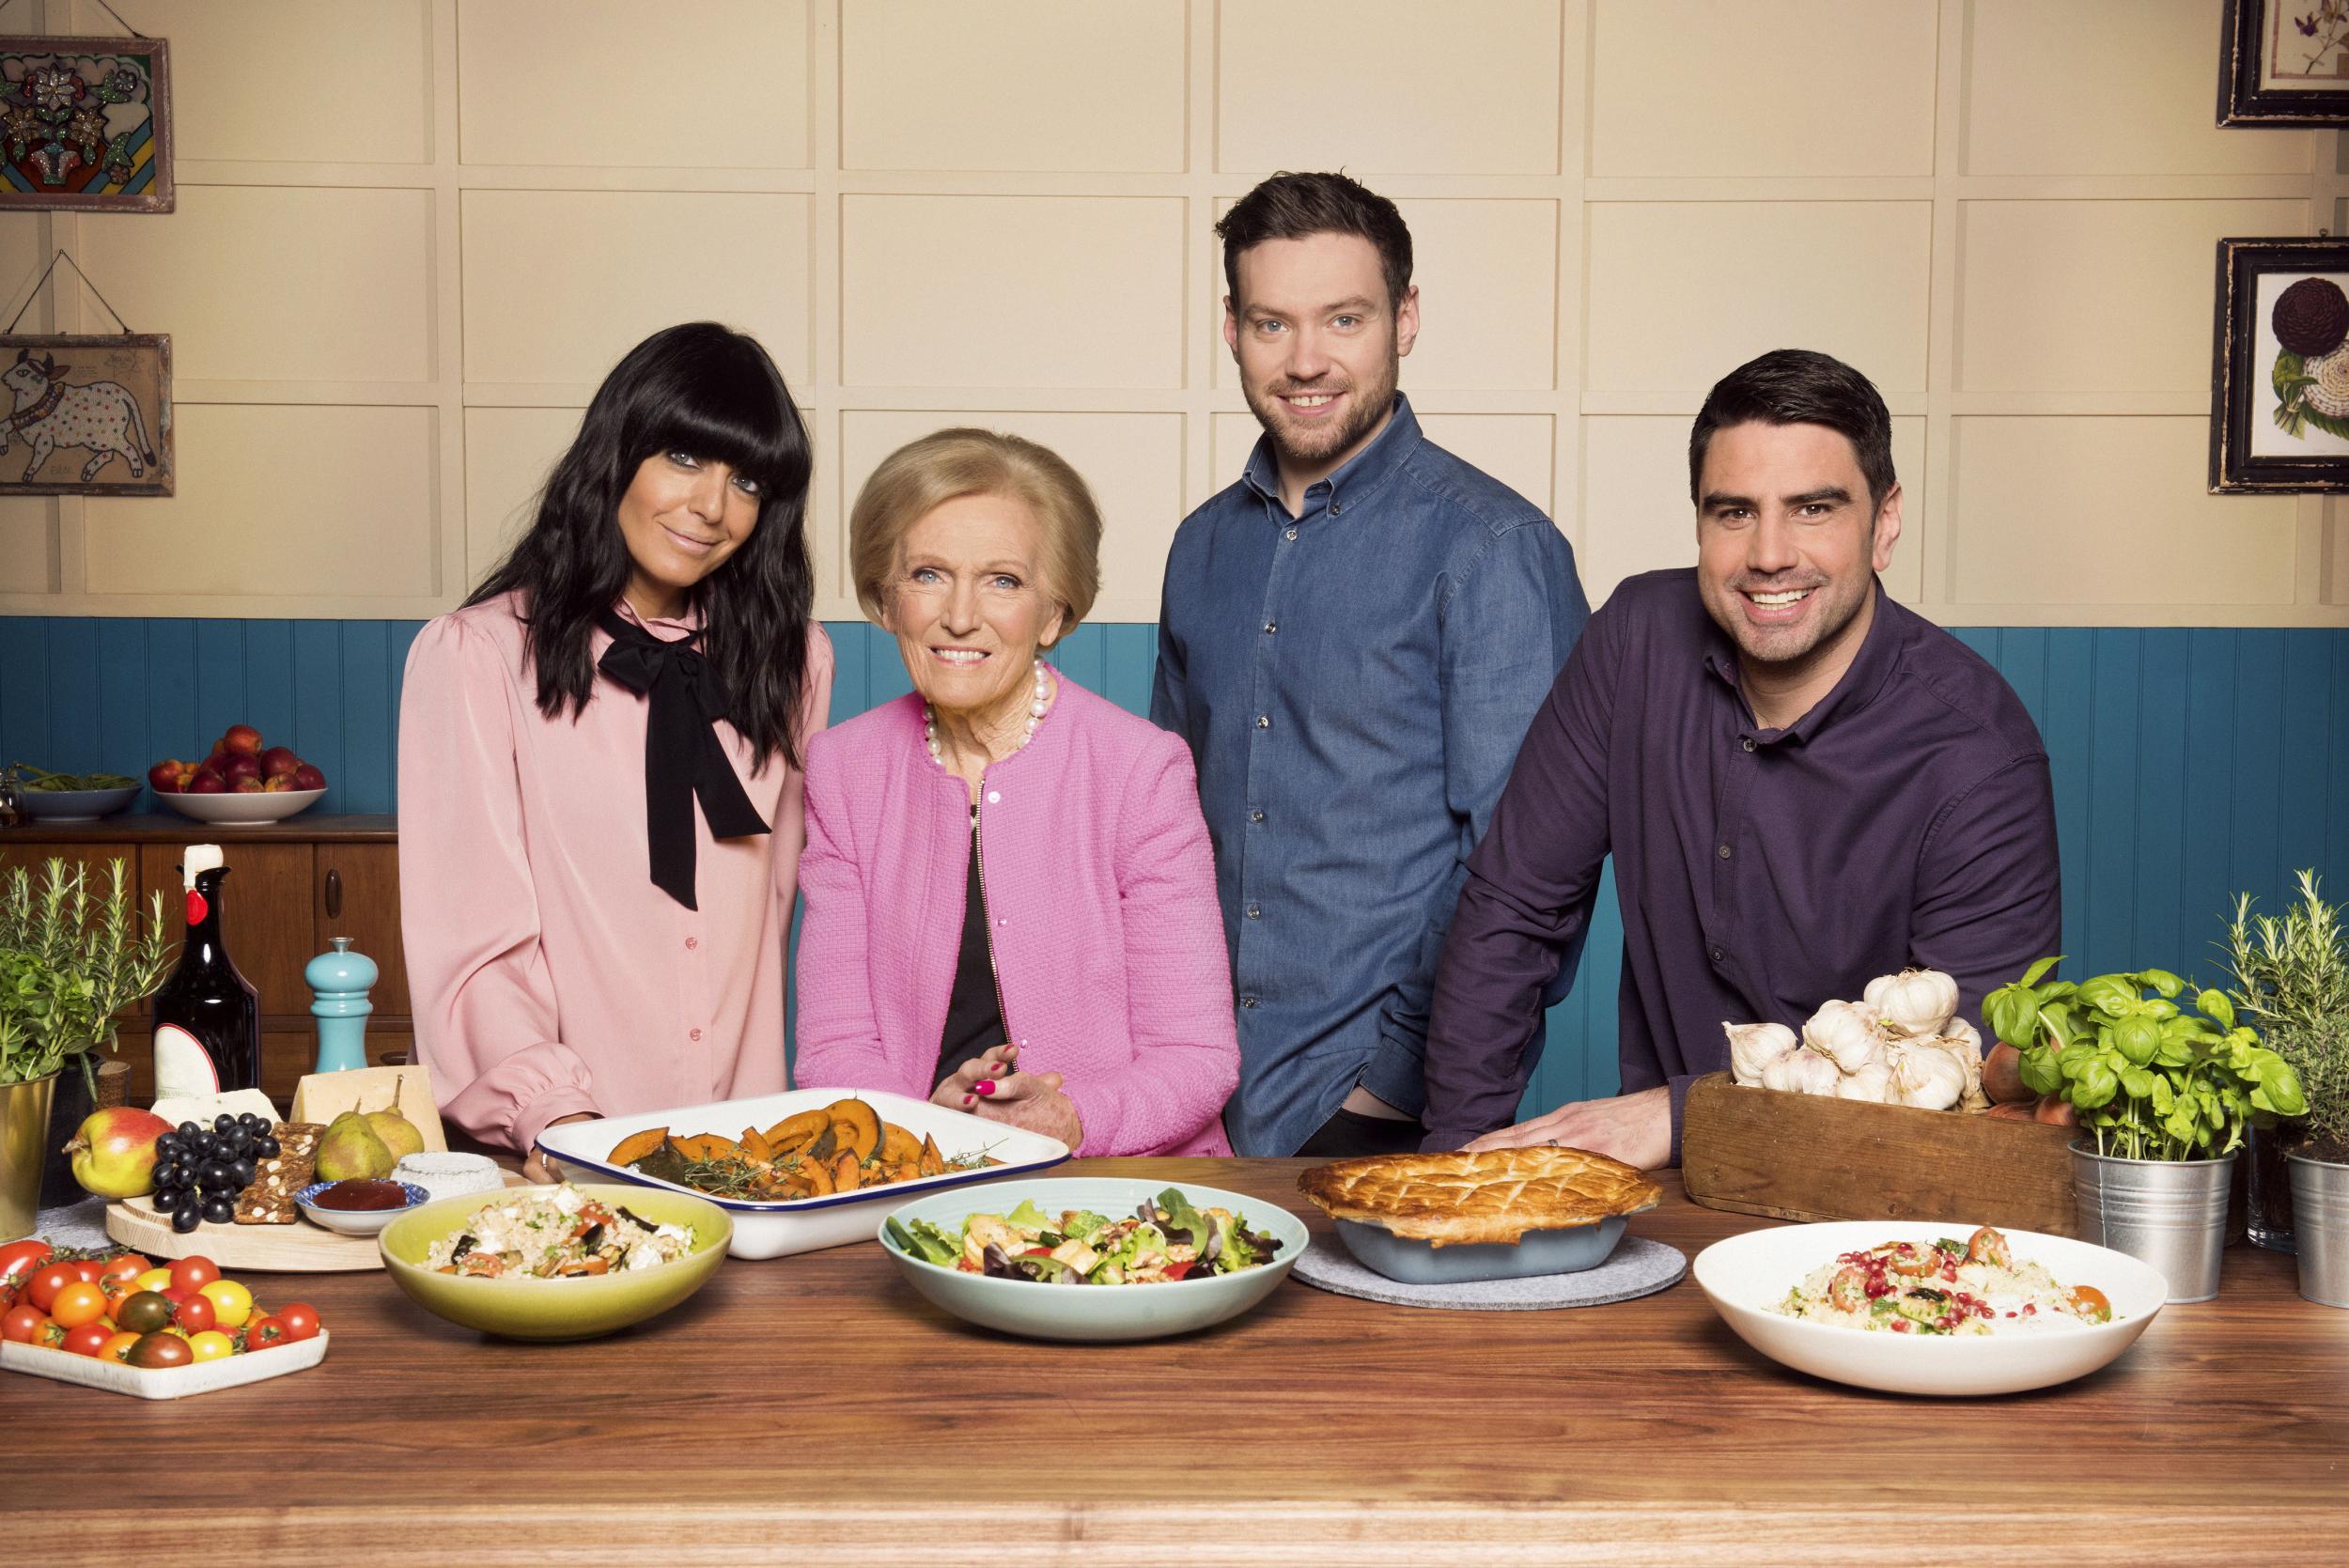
99;1329;141;1363
133;1266;174;1293
196;1278;253;1329
186;1329;235;1362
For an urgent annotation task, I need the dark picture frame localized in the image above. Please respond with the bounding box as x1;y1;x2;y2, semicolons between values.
0;331;171;496
2212;237;2349;493
0;34;172;212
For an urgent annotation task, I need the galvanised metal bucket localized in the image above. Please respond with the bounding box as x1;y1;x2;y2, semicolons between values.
2071;1141;2232;1303
2287;1152;2349;1310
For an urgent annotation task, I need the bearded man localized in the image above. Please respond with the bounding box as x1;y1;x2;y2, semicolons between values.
1151;171;1589;1157
1419;349;2058;1168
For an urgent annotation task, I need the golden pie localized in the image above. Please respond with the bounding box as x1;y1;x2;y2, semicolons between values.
1297;1147;1662;1248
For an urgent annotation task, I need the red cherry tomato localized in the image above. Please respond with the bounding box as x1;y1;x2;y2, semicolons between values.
23;1262;78;1313
99;1273;141;1306
171;1292;216;1334
0;1239;53;1289
48;1281;108;1329
272;1302;321;1343
96;1252;149;1284
67;1258;101;1285
2;1303;44;1343
244;1313;288;1349
61;1322;112;1358
168;1255;222;1294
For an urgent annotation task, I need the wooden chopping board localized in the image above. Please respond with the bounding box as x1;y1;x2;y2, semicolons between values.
104;1172;528;1273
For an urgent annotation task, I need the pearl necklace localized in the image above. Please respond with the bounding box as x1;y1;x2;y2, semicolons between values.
925;660;1052;768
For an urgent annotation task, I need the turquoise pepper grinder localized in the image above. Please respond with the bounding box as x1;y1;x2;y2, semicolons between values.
308;936;378;1073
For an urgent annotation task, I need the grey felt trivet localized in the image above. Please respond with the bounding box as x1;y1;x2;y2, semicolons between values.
1293;1234;1687;1311
32;1194;113;1251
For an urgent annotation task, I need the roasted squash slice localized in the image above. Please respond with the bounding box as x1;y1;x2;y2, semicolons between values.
789;1156;834;1197
825;1098;883;1162
607;1126;669;1166
884;1160;921;1185
876;1122;923;1168
830;1150;863;1192
738;1126;774;1162
666;1132;739;1163
917;1133;946;1177
763;1108;831;1149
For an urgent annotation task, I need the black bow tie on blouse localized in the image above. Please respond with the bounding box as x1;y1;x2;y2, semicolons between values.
595;609;769;909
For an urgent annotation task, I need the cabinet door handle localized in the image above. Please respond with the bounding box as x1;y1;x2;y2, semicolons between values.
325;868;342;920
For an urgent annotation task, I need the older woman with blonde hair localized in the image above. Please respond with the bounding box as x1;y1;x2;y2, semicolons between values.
793;428;1237;1155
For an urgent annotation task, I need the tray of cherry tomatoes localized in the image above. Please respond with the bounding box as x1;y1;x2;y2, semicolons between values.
1;1240;326;1399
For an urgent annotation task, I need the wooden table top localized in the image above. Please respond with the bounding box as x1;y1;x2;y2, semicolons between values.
14;1158;2345;1564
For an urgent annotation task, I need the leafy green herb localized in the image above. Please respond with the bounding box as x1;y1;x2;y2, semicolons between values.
0;859;173;1091
2224;871;2349;1155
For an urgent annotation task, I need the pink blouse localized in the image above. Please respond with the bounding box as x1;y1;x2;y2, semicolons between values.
397;590;832;1154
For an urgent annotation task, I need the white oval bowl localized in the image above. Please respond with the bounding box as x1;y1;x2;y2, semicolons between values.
161;787;323;825
1691;1220;2167;1397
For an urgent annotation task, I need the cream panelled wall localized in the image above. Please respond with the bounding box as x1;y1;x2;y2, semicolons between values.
0;0;2341;626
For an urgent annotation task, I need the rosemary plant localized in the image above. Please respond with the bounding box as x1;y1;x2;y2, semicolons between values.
2225;870;2349;1156
0;857;173;1093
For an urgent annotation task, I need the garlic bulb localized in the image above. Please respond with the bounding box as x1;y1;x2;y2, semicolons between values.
1802;999;1887;1075
1864;968;1960;1039
1887;1041;1966;1110
1725;1021;1798;1086
1760;1052;1798;1093
1835;1061;1893;1102
1936;1018;1989;1112
1783;1048;1844;1096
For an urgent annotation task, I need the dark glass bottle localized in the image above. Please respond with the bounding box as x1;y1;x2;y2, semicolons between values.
150;848;261;1099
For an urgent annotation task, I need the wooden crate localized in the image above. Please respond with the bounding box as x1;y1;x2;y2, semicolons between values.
1681;1072;2081;1236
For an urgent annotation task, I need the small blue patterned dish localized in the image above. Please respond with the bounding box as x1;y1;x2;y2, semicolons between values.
296;1180;430;1236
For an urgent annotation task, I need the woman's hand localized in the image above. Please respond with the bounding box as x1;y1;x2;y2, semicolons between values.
522;1112;594;1184
930;1042;1022;1109
933;1044;1081;1146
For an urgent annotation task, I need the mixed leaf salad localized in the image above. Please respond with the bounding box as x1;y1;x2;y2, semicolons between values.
888;1188;1283;1284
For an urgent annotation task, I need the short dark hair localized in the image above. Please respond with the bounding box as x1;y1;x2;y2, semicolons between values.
1688;349;1896;514
1217;171;1412;313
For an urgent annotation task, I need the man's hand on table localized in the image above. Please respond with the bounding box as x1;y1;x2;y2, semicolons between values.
1461;1085;1671;1170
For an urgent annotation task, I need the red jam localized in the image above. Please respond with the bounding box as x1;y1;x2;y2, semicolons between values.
314;1179;410;1211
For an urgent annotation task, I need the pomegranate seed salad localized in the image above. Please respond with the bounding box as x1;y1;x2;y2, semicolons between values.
1774;1227;2116;1335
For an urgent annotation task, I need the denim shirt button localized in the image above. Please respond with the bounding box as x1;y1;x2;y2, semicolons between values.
1245;903;1261;919
1249;809;1265;823
1283;527;1298;541
1255;715;1269;729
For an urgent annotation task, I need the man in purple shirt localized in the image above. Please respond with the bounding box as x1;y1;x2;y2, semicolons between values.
1420;349;2055;1165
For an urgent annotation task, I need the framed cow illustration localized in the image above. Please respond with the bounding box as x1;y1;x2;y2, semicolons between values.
0;332;170;496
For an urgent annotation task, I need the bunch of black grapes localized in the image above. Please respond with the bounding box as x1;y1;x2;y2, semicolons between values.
149;1113;280;1234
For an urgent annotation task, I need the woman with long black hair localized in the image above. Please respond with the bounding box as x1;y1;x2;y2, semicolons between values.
398;323;831;1173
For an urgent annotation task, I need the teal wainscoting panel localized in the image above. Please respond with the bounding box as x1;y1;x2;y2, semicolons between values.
6;616;2348;1125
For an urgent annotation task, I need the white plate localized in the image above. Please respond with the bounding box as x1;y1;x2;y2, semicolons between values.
0;1330;328;1400
1691;1221;2167;1397
535;1088;1069;1260
158;787;323;825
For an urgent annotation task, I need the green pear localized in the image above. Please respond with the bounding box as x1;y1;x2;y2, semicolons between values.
316;1108;395;1182
363;1080;425;1162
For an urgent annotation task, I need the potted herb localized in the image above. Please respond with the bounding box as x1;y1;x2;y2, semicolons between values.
2224;872;2349;1308
1983;957;2306;1302
0;858;172;1239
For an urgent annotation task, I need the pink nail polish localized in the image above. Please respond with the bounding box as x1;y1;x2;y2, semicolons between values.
962;1094;976;1107
974;1080;996;1096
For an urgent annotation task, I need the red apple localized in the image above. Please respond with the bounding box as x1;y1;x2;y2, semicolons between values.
219;753;262;786
186;770;226;795
261;774;292;792
232;778;265;794
64;1107;173;1199
223;724;262;756
148;760;183;794
259;746;300;778
291;764;326;792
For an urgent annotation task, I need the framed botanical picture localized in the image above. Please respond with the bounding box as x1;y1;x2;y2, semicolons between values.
0;34;171;211
2212;238;2349;493
0;332;170;496
2220;0;2349;124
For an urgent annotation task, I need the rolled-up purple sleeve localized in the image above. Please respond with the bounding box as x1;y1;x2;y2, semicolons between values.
1420;613;1616;1150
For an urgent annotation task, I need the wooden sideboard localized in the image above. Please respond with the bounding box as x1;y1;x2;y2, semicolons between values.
0;814;409;1099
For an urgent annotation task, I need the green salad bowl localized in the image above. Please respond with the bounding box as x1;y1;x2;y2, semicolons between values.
879;1176;1309;1343
379;1183;731;1342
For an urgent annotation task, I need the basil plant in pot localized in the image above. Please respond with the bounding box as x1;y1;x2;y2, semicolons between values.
1984;957;2306;1303
0;858;172;1240
2225;871;2349;1308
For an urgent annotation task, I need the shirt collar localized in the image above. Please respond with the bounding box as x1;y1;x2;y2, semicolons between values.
1703;577;1902;743
612;596;701;641
1239;392;1423;516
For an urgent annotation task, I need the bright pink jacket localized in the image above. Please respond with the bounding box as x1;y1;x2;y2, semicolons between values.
793;676;1237;1156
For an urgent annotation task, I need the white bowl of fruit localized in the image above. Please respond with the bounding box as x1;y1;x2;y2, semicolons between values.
149;724;327;824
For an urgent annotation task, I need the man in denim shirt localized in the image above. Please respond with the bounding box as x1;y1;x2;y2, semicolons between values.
1151;173;1589;1157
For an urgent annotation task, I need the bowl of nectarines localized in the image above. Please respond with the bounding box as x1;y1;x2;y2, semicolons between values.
151;723;328;825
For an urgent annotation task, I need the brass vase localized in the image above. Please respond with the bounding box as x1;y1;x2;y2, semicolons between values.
0;1071;58;1243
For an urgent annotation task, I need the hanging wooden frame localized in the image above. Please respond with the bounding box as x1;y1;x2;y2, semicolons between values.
0;330;171;496
0;33;171;212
